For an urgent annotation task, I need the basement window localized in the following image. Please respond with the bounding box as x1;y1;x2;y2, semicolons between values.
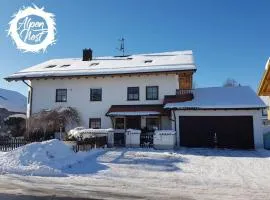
90;63;99;66
45;65;57;68
144;60;153;63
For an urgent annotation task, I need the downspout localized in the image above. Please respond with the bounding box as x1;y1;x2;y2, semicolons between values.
22;80;33;117
172;109;176;132
22;80;33;137
172;109;177;148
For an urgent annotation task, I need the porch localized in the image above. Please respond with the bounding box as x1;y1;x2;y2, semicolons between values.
106;104;173;147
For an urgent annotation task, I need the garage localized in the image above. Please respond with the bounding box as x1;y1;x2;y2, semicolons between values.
164;86;266;149
179;116;254;149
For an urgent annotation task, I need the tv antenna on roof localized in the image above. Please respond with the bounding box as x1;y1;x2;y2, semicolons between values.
117;37;125;56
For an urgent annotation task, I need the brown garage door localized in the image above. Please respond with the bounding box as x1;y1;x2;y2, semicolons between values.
179;116;254;149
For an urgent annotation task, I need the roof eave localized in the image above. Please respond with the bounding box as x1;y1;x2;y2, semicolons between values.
164;106;266;110
5;68;197;82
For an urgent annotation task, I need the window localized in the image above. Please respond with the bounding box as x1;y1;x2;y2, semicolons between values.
89;118;101;129
56;89;67;102
115;118;125;129
262;108;268;116
127;87;139;101
90;88;102;101
146;86;158;100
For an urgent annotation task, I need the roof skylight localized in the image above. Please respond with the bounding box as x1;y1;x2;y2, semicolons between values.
60;64;71;68
90;63;99;66
144;60;153;63
45;65;57;68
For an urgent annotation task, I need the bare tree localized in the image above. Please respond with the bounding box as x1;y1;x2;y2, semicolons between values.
223;78;240;87
27;107;81;139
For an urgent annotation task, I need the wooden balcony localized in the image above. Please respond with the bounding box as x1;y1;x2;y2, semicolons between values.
176;89;193;96
163;89;194;104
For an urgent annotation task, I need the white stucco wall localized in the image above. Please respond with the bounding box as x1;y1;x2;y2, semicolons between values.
173;109;264;149
29;74;178;128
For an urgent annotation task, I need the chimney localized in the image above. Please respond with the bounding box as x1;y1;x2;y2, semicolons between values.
82;48;92;61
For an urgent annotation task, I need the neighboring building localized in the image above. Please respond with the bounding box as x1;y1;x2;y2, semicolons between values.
5;49;266;149
258;58;270;120
0;88;26;135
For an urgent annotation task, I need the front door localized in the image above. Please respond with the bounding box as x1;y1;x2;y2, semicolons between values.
126;116;141;129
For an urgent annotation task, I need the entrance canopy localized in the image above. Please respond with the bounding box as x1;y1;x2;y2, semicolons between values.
106;104;169;117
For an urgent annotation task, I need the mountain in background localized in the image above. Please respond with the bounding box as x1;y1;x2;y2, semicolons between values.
0;88;26;113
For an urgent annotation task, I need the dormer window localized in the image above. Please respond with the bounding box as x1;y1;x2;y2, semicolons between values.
60;64;70;68
144;60;152;63
46;65;57;68
90;63;99;66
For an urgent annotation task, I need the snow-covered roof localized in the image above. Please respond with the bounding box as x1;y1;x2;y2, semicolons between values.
164;86;266;110
6;114;27;119
107;111;161;116
260;96;269;107
265;57;270;70
0;88;26;113
5;50;195;80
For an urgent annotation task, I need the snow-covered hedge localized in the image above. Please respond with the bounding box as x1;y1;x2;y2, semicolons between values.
154;130;176;135
67;127;114;140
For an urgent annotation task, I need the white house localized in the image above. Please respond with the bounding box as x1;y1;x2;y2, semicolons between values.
5;49;266;149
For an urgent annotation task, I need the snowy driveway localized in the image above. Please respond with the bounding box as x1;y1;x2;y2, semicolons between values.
0;148;270;200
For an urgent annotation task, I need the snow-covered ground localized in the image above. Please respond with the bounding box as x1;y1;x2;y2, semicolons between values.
0;140;270;199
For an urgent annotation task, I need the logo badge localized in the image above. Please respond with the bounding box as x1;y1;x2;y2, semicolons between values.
8;5;56;53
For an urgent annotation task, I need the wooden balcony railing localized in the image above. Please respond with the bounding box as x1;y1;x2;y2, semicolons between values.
176;89;194;96
163;89;194;104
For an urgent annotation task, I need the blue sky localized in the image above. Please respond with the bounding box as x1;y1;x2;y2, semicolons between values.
0;0;269;96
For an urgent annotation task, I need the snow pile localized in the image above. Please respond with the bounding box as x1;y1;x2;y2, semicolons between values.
0;139;90;176
68;128;113;139
0;88;26;113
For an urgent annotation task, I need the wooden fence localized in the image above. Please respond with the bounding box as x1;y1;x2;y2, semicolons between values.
0;138;29;151
73;136;107;152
